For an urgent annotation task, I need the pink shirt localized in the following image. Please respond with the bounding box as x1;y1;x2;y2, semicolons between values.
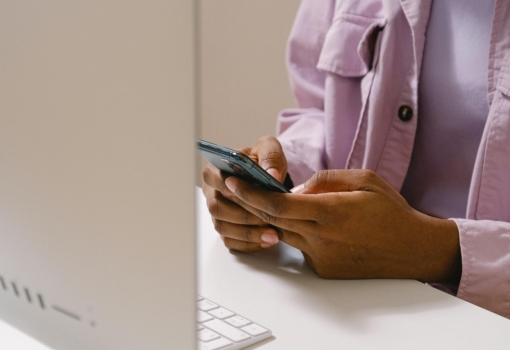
401;0;494;219
277;0;510;319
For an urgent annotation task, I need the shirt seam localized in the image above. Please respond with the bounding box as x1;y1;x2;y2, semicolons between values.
487;0;503;104
496;55;510;95
474;84;505;219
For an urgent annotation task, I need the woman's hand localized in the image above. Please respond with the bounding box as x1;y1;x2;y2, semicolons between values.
224;169;462;284
202;136;287;252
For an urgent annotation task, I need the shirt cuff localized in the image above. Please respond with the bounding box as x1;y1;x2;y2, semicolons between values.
452;218;510;319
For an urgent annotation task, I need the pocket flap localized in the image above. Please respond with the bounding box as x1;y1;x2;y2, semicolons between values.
317;14;386;77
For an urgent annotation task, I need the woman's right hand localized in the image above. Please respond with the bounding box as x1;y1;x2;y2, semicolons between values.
202;136;287;252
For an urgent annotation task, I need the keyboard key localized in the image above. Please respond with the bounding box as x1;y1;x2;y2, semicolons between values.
197;329;220;342
196;296;272;349
241;323;269;336
197;310;214;323
224;315;251;327
198;342;209;350
198;299;219;311
203;319;250;342
198;337;232;350
208;307;235;320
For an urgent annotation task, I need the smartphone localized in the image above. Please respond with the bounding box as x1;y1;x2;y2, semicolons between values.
197;139;290;193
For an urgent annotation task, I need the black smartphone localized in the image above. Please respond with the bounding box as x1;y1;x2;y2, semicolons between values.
197;139;290;193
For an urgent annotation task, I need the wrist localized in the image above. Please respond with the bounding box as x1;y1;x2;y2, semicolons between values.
416;215;462;284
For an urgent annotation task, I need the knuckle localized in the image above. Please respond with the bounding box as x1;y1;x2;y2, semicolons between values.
264;196;288;217
240;210;252;225
307;170;330;191
359;169;377;181
357;169;378;189
207;197;221;218
222;237;234;250
202;165;213;185
212;218;223;233
261;151;283;165
255;136;284;163
259;211;278;225
202;184;211;199
242;229;253;242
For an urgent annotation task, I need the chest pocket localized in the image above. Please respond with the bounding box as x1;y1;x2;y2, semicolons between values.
316;14;387;77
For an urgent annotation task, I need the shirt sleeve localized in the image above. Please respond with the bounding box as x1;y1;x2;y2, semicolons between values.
276;0;335;186
451;218;510;319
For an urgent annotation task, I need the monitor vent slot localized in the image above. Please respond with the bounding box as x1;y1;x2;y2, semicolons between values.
37;293;45;309
52;305;81;321
0;275;45;310
24;288;32;303
0;276;6;291
0;273;93;327
11;282;19;297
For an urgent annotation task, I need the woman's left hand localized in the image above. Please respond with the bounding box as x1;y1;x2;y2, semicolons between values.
224;169;461;284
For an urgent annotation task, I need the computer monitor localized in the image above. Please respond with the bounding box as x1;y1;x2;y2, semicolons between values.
0;1;196;349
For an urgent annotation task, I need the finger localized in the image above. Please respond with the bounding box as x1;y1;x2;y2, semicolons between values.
224;176;321;220
222;237;273;252
251;136;287;183
276;228;308;252
204;185;266;225
223;182;318;244
202;162;234;196
221;229;307;253
212;220;279;246
233;197;307;233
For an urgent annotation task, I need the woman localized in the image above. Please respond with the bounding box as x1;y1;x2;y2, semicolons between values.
202;0;510;318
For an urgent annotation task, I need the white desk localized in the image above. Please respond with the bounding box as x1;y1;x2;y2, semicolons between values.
197;189;510;349
1;190;509;349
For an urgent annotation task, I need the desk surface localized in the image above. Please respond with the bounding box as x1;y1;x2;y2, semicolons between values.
196;189;510;349
1;189;509;349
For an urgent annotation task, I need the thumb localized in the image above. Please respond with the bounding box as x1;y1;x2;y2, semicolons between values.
296;169;382;194
251;136;287;183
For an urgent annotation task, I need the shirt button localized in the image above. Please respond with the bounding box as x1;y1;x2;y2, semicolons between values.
398;105;413;121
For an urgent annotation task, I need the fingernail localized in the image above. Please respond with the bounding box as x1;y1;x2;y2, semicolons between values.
291;183;305;194
261;232;279;245
225;177;236;193
266;168;280;181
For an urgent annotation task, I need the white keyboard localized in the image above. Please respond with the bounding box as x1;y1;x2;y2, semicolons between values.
197;296;272;350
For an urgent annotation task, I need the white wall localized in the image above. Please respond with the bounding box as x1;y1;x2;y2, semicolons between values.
199;0;301;149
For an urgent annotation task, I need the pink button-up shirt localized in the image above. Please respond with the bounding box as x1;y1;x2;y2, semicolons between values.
277;0;510;319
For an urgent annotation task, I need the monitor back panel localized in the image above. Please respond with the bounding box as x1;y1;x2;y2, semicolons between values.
0;1;196;349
